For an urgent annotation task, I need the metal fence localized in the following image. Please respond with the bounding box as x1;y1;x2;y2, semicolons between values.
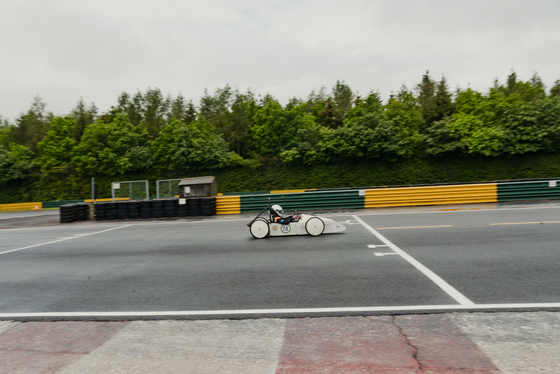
156;179;182;199
111;180;150;201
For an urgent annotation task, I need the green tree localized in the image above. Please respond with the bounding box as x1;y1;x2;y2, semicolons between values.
199;86;233;134
550;80;560;97
117;91;144;126
445;113;504;156
252;99;312;156
384;86;423;152
425;87;504;156
151;118;234;172
143;88;169;137
331;80;354;126
35;117;76;174
501;95;560;154
69;98;97;141
229;91;257;157
12;96;52;151
72;113;151;176
433;77;455;122
415;71;437;129
0;144;34;185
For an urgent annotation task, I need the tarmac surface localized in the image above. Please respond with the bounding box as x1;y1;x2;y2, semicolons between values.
1;204;559;373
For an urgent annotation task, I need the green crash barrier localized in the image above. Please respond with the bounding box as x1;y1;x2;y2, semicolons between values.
42;200;84;209
240;190;365;213
497;180;560;202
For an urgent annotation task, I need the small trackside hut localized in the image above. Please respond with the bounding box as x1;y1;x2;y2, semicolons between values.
178;176;218;198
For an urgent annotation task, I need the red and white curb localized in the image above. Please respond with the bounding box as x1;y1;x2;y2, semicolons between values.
0;313;558;373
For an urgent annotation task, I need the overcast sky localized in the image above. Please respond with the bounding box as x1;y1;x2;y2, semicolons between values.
1;0;559;121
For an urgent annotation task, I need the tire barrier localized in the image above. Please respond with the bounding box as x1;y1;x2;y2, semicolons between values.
116;201;128;219
77;198;217;223
200;197;216;216
128;201;140;219
76;203;89;221
188;198;200;216
177;199;188;217
59;204;77;223
59;203;90;223
140;200;153;219
94;202;107;221
152;200;164;218
163;199;177;218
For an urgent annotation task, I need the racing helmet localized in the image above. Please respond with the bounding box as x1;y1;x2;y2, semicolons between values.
271;204;284;216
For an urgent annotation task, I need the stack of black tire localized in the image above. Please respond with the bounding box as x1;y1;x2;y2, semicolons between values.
116;202;128;219
105;203;118;220
199;197;216;216
60;204;77;223
76;203;89;221
94;203;107;221
152;200;164;218
177;199;188;217
60;203;90;223
128;201;140;219
90;198;216;221
163;199;177;217
140;200;153;219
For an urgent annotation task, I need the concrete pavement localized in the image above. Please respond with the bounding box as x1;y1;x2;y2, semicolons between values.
1;312;558;373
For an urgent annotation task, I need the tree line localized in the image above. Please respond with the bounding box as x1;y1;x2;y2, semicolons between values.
1;71;560;199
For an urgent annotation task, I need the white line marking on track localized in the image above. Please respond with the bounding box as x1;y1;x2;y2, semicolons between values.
0;225;131;256
1;303;559;319
352;215;475;306
374;252;399;257
368;244;388;248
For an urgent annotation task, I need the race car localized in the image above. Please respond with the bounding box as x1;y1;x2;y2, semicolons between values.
247;203;346;239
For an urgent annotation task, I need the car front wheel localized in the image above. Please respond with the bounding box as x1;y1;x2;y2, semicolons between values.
306;217;325;236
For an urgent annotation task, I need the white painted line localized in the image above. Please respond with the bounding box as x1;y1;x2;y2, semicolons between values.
352;215;475;306
376;225;453;230
339;220;360;225
374;252;399;257
0;225;131;256
1;303;559;319
368;244;389;248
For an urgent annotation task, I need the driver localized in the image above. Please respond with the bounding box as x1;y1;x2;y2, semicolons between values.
270;204;299;224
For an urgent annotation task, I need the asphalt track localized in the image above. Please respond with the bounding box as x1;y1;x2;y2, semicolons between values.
1;202;559;320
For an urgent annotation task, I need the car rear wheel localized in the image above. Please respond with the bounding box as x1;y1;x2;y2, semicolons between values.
306;217;325;236
250;218;270;239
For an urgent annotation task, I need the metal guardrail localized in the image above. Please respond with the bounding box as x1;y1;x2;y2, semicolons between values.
497;180;560;202
0;202;42;211
364;184;498;208
239;190;365;213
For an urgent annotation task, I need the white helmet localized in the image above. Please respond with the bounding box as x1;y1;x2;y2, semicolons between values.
271;204;283;216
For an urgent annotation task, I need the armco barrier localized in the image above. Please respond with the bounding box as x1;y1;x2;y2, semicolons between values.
497;180;560;202
239;190;365;213
364;183;498;208
216;195;241;214
42;200;84;209
0;202;42;211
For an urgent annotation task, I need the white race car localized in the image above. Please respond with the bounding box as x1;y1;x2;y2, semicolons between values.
247;203;346;239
